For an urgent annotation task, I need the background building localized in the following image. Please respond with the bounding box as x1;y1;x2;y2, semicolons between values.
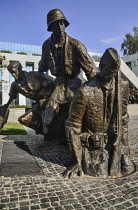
122;53;138;77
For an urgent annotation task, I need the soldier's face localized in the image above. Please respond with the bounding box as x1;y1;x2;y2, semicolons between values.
100;66;114;82
50;20;65;37
10;67;20;80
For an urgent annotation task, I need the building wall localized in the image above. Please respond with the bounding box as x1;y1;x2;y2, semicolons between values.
122;53;138;77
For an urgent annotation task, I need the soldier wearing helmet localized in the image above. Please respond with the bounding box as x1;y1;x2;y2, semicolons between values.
38;9;96;130
63;48;134;178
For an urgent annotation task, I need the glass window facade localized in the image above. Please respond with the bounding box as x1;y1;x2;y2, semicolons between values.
26;62;34;72
0;41;42;55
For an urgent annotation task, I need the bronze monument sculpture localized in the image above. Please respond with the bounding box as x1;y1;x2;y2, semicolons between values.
3;61;55;135
0;9;135;178
38;9;96;137
63;48;134;178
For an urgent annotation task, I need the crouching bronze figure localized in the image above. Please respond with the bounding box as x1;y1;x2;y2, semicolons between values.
63;48;135;178
1;61;56;137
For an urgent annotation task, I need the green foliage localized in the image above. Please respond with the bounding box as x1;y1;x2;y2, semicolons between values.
0;50;12;53
92;55;102;62
32;53;41;56
0;122;27;135
16;52;28;55
121;26;138;56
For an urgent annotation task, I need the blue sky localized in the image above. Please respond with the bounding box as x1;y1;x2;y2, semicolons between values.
0;0;138;56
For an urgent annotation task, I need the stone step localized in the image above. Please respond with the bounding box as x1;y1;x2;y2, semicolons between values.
8;108;25;122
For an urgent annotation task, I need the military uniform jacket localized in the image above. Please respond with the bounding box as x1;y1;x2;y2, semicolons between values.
66;74;129;136
38;33;95;79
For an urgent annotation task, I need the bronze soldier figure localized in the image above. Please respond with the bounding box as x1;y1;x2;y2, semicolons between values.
63;48;134;178
2;61;55;134
4;61;54;105
38;9;96;129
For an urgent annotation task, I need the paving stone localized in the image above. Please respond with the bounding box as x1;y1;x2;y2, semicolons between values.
10;197;18;202
10;208;18;210
64;205;75;209
72;203;83;209
58;195;67;200
30;205;41;210
19;201;30;206
29;194;39;199
1;197;10;203
91;201;102;209
30;199;40;205
0;192;5;196
132;198;138;205
97;197;107;203
20;207;29;210
55;207;64;210
19;196;29;201
0;203;7;209
38;193;47;198
114;204;125;209
40;203;51;208
51;201;60;207
49;196;59;202
7;202;17;208
123;201;133;207
100;202;110;208
47;208;54;210
40;197;50;203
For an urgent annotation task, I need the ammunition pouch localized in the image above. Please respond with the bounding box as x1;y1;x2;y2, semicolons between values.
80;132;108;149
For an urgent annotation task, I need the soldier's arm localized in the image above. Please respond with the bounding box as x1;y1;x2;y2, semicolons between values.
3;82;18;107
76;42;96;80
38;42;49;73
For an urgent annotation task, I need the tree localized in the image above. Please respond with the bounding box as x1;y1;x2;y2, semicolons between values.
0;50;12;53
121;26;138;56
16;52;28;55
92;55;102;62
32;53;41;56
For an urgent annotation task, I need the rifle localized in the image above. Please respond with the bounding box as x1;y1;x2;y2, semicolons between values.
110;66;122;177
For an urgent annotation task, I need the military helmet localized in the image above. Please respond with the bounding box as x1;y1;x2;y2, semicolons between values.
99;48;120;70
47;9;69;31
7;61;22;72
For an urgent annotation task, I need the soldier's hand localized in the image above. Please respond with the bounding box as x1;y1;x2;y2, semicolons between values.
62;164;83;178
